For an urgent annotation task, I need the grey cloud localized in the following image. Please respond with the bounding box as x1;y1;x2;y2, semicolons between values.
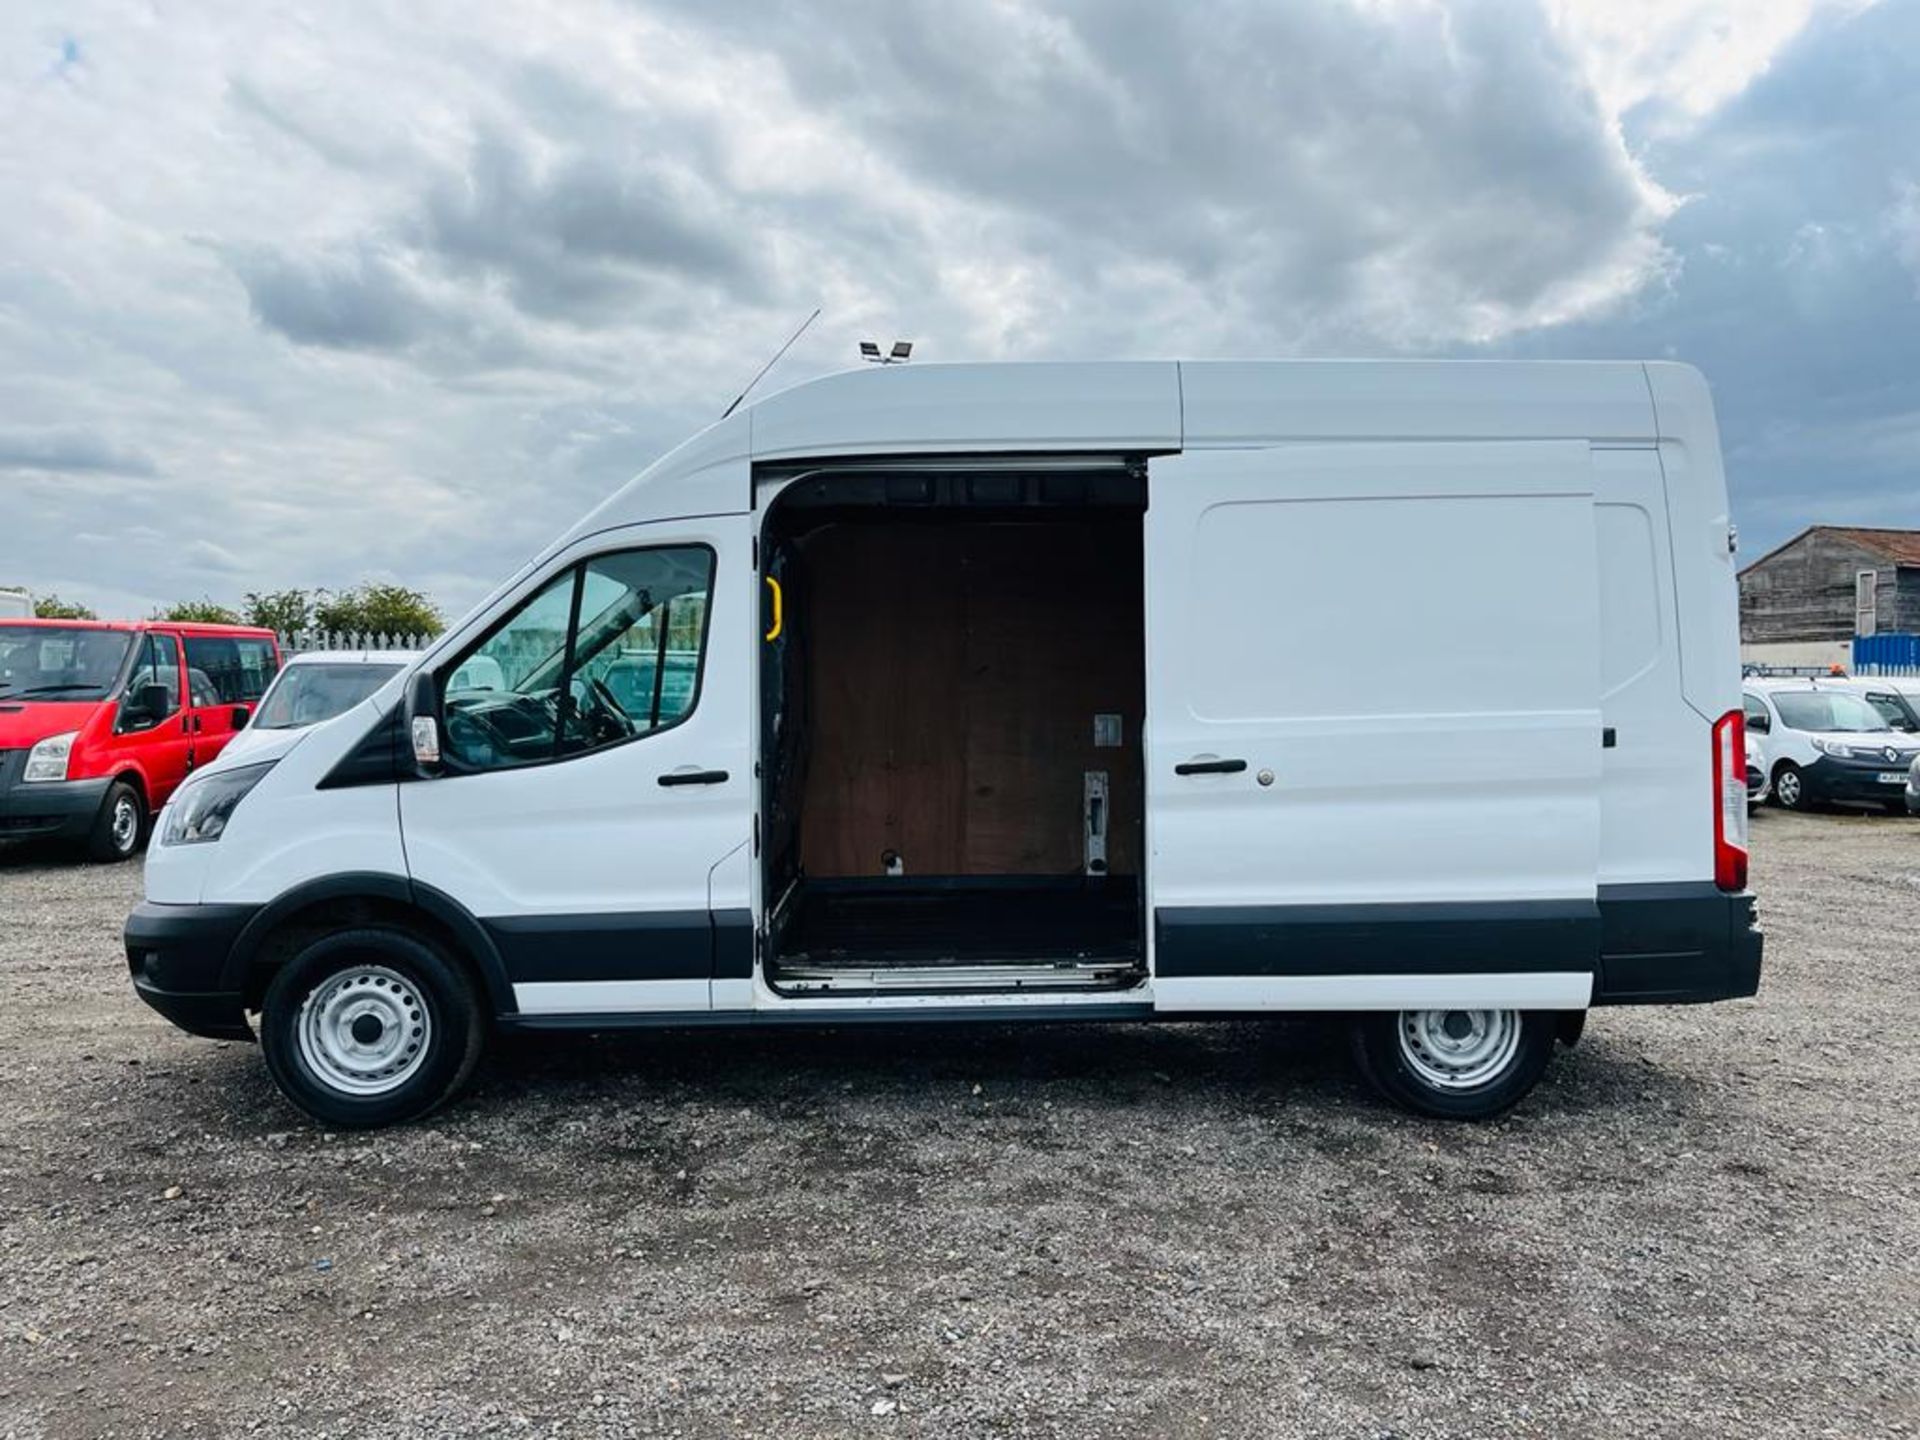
230;243;439;351
0;428;159;476
650;0;1661;343
415;128;767;323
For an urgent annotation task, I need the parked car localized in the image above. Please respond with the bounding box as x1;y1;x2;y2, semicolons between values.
1908;753;1920;817
0;619;278;858
129;359;1760;1128
221;650;412;760
1743;676;1920;812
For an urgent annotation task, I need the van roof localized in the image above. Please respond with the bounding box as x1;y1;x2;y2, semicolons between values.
279;649;416;666
743;358;1668;459
560;358;1703;549
0;617;276;637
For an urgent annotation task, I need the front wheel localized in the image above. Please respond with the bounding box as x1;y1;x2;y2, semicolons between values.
260;928;486;1128
1772;762;1807;810
86;780;146;862
1349;1009;1557;1120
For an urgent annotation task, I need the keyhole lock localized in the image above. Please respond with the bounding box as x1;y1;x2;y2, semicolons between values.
1256;768;1275;787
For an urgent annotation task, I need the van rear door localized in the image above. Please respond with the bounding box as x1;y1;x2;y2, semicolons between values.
1145;442;1603;1012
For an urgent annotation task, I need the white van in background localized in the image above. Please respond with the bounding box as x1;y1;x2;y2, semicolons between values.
219;650;415;761
125;360;1760;1127
1743;676;1920;812
0;588;32;620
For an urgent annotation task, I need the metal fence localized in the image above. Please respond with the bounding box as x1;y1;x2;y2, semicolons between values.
277;631;435;657
1852;633;1920;676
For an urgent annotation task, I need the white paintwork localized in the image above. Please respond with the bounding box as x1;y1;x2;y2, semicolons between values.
182;708;409;904
1178;360;1656;447
514;980;711;1015
749;361;1182;461
156;359;1741;1028
1645;363;1741;725
1144;441;1602;913
1154;972;1595;1013
1593;447;1709;884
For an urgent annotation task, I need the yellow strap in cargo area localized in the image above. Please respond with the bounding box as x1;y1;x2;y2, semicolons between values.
764;574;783;642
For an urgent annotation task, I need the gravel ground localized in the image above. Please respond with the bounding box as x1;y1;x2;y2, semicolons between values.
1;811;1917;1439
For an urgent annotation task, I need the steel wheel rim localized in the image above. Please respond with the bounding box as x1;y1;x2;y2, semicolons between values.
1777;769;1801;806
296;965;432;1097
109;796;139;852
1397;1009;1521;1091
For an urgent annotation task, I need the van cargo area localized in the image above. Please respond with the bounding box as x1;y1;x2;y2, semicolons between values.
759;464;1147;994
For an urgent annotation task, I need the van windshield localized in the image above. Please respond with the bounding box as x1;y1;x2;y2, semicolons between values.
0;625;134;700
253;661;406;729
1771;691;1892;734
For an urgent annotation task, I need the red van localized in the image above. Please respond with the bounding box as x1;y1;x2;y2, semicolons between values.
0;620;280;860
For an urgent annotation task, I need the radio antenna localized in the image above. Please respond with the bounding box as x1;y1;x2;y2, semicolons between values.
722;307;821;418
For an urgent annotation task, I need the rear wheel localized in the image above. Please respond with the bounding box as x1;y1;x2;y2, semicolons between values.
1350;1008;1557;1120
86;780;146;862
260;928;485;1128
1772;762;1807;810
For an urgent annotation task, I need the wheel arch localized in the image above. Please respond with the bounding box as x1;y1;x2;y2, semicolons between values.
110;767;150;809
223;872;515;1016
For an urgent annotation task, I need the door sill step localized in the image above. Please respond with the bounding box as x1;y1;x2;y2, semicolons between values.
771;959;1145;995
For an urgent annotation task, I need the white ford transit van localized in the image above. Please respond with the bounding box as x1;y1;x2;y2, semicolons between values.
126;360;1760;1126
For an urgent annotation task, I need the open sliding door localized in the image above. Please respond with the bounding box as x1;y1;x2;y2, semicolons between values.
1145;442;1603;1012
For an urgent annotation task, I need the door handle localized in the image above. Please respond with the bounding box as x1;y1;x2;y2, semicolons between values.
1174;757;1248;776
659;768;730;787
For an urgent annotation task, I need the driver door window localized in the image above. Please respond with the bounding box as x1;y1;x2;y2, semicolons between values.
441;546;714;771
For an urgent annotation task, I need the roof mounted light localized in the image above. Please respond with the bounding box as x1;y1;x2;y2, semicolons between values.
860;339;914;365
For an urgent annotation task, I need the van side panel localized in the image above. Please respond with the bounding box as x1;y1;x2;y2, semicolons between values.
1146;441;1604;1012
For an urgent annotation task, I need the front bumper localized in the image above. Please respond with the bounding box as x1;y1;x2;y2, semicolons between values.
0;766;111;843
1594;884;1762;1005
124;900;261;1041
1802;754;1916;805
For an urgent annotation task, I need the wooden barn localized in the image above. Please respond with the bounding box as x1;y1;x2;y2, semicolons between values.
1739;526;1920;645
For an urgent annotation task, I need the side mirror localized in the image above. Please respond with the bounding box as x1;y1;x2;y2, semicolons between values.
230;704;252;730
1747;713;1769;734
121;683;168;731
403;670;443;777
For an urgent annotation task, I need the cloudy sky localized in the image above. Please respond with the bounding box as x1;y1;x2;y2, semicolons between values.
3;0;1915;619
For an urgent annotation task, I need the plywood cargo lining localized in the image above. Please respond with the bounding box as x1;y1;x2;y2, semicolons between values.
779;511;1144;881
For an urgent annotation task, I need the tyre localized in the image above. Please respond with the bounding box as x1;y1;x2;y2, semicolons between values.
260;927;486;1128
86;779;146;862
1771;761;1807;810
1349;1009;1557;1121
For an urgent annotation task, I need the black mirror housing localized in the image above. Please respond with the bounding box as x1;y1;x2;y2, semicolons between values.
230;704;252;730
121;683;168;730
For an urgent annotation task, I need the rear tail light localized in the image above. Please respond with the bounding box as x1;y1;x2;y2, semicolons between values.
1712;709;1748;891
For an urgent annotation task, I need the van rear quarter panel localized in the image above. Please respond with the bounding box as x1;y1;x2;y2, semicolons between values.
1595;447;1710;885
1644;363;1741;727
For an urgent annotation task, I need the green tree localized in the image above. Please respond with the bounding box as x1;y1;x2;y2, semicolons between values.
154;598;242;625
313;582;443;638
243;588;314;636
34;594;97;620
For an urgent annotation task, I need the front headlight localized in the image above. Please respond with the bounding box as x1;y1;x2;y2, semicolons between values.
1810;738;1856;758
159;761;275;846
22;732;78;783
